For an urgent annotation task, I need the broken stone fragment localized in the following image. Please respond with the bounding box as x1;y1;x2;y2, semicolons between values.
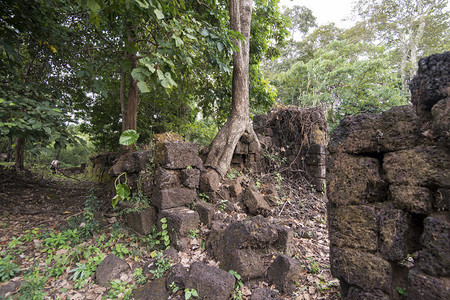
153;141;198;169
242;186;271;216
180;168;200;189
267;254;303;294
159;207;200;251
185;262;235;300
95;254;131;286
133;277;169;300
152;188;196;210
125;206;157;235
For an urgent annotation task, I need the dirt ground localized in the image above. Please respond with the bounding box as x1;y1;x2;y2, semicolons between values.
0;165;340;299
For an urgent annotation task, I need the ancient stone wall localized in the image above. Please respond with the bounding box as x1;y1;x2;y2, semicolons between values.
327;52;449;299
238;107;328;192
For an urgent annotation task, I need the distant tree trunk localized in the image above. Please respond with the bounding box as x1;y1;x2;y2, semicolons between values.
120;70;127;132
205;0;260;176
125;53;139;131
15;137;25;170
7;136;12;162
123;27;139;132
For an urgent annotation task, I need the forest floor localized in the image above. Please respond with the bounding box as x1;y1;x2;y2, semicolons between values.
0;164;340;299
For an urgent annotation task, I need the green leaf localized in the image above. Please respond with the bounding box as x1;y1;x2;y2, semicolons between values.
200;29;209;37
116;183;131;200
31;122;42;130
134;0;149;8
173;35;183;47
131;68;145;81
154;9;164;20
119;129;140;145
217;42;224;52
157;69;165;81
137;81;151;93
87;0;101;12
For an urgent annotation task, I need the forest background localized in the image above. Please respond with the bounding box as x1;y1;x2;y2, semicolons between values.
0;0;449;169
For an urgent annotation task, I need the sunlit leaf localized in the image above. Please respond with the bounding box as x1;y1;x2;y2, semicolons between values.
154;9;164;20
119;129;140;145
137;81;151;93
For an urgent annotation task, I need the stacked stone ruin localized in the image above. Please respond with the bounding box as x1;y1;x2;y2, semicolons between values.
232;107;328;192
98;108;331;298
327;52;449;299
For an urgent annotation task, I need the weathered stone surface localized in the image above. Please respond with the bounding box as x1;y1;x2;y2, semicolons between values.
248;140;260;153
125;206;157;235
95;254;131;286
110;150;150;176
410;51;450;113
250;288;282;300
228;180;243;198
235;142;249;155
435;188;450;211
378;208;414;261
180;168;200;189
200;169;221;192
153;188;196;210
328;105;423;154
220;248;265;281
253;114;268;129
267;254;303;294
431;98;450;146
407;269;450;300
208;217;287;280
242;186;271;216
196;201;214;227
0;279;22;299
418;214;450;276
133;277;169;300
154;142;198;169
389;185;432;214
330;247;392;292
328;205;378;252
383;147;450;188
159;207;200;251
327;153;387;206
165;263;188;291
185;262;235;300
345;287;389;300
154;167;179;189
273;225;294;256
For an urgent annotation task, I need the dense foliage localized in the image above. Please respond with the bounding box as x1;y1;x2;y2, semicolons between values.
0;0;448;166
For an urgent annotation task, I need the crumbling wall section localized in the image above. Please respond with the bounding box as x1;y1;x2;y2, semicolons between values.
238;107;328;192
327;52;450;299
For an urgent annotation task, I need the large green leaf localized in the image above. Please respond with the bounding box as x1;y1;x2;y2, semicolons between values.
116;183;131;200
137;81;151;93
119;129;139;145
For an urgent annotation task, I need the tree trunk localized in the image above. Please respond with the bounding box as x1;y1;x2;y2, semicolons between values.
125;53;139;131
120;70;127;132
15;137;25;170
205;0;258;176
7;136;12;162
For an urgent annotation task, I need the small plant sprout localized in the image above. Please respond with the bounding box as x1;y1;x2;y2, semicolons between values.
184;288;198;299
189;228;199;239
218;199;228;211
199;193;209;202
112;172;131;208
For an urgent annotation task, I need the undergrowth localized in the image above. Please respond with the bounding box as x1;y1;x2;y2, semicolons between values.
0;190;172;299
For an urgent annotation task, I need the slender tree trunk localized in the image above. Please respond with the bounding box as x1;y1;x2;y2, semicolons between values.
15;137;25;170
120;70;127;132
205;0;259;176
7;136;12;162
125;53;139;131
